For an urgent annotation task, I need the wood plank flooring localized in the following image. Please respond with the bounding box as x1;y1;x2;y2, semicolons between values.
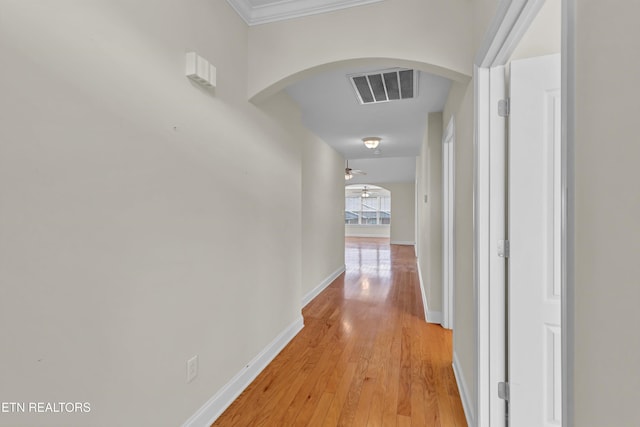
213;237;467;426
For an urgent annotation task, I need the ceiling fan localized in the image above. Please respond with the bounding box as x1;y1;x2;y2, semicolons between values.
345;160;366;180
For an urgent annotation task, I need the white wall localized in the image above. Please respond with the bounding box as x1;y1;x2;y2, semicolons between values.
246;0;473;100
301;131;345;301
0;2;324;425
574;1;640;425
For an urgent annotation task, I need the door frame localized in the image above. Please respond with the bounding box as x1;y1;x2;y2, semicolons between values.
442;115;455;330
473;0;575;426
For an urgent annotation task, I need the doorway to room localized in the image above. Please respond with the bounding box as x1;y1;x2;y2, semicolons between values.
474;0;565;426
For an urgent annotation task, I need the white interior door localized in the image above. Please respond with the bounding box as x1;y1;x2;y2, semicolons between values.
509;53;561;426
442;116;455;330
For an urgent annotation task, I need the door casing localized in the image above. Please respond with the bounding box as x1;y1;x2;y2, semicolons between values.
442;116;455;330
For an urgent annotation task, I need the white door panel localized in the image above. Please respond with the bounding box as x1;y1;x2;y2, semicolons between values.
509;53;561;427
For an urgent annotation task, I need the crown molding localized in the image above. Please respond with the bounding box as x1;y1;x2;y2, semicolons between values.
226;0;384;26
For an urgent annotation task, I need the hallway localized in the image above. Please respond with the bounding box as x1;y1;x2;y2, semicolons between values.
213;237;466;426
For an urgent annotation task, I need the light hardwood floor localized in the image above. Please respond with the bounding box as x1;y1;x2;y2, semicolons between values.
213;237;467;426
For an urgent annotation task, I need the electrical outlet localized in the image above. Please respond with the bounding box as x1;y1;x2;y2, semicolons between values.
187;355;198;383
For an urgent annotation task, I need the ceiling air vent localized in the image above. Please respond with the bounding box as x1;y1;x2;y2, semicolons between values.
349;69;418;105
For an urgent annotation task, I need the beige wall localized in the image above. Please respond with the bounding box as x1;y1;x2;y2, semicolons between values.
416;112;444;317
247;0;473;100
0;1;335;425
427;113;444;315
384;182;416;244
574;1;640;425
301;132;345;300
416;132;430;302
472;0;503;53
443;80;476;413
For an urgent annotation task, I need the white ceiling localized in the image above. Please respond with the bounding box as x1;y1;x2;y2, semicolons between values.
345;157;416;185
226;0;384;25
285;63;451;183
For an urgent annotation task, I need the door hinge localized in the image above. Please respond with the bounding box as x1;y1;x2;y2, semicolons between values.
498;239;510;258
498;381;510;401
498;98;510;117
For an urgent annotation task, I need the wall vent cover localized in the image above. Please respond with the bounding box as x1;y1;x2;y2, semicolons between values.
349;69;418;105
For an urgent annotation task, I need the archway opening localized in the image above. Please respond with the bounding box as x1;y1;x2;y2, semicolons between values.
345;184;391;239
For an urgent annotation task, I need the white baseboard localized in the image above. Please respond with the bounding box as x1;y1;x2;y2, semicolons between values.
182;316;304;427
416;262;430;322
302;265;345;307
427;309;443;324
453;351;476;427
345;233;390;238
416;262;443;324
390;240;416;245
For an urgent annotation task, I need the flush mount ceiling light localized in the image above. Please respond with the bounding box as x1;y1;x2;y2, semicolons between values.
362;137;381;149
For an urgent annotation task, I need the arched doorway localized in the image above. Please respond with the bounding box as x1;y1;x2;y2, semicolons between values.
345;184;391;238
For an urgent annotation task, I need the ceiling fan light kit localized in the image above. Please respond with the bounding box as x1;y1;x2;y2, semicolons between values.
362;137;381;149
345;160;366;181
